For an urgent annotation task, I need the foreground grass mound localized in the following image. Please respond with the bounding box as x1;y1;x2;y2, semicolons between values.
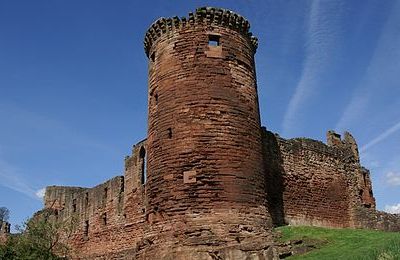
276;226;400;259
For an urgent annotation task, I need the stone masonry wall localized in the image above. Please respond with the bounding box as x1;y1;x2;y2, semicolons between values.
44;142;149;259
262;128;377;228
143;6;272;257
37;6;400;260
354;207;400;232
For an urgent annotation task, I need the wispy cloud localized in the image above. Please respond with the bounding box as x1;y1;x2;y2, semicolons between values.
385;203;400;214
335;1;400;132
360;121;400;153
385;172;400;187
282;0;344;136
335;95;369;134
0;103;116;154
0;157;40;200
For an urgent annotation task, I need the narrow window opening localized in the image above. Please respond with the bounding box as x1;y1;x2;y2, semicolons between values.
139;147;147;185
103;187;108;205
150;52;156;62
167;128;172;139
84;220;89;237
72;199;77;213
102;213;107;225
84;192;89;207
208;35;220;46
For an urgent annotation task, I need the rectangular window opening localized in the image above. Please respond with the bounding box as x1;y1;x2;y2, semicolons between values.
208;35;220;46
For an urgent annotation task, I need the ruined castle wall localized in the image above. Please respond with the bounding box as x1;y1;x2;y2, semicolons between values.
123;140;147;225
262;129;373;228
354;208;400;232
43;141;150;258
278;138;351;227
44;186;86;212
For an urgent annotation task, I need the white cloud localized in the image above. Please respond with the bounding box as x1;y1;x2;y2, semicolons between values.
385;172;400;186
282;0;344;136
35;188;46;200
385;203;400;214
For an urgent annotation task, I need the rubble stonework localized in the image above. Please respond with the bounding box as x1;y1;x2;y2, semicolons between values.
36;6;400;259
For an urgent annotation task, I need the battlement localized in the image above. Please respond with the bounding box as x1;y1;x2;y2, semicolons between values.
144;6;258;57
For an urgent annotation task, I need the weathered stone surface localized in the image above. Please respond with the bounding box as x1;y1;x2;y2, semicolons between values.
41;7;273;259
144;4;271;257
262;129;379;229
34;6;400;260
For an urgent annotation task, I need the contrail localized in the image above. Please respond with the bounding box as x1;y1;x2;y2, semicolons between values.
360;121;400;153
335;1;400;132
282;0;344;136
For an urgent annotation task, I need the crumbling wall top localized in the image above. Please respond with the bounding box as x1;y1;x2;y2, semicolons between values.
144;6;258;57
262;128;360;162
326;130;360;162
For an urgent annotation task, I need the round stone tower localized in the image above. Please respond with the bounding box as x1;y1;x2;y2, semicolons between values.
143;7;272;257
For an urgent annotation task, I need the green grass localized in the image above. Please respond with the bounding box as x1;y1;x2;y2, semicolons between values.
275;226;400;260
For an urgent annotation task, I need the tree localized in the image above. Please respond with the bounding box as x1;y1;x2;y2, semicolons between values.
0;207;9;223
0;209;76;259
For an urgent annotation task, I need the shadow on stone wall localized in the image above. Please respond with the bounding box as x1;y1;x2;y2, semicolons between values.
262;128;286;226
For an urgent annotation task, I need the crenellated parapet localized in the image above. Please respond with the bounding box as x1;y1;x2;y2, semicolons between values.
144;6;258;57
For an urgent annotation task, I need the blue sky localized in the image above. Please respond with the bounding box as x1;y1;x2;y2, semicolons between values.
1;0;399;229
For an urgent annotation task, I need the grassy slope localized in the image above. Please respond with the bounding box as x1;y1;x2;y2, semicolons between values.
276;226;400;260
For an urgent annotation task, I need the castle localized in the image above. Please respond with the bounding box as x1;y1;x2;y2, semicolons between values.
34;7;400;259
